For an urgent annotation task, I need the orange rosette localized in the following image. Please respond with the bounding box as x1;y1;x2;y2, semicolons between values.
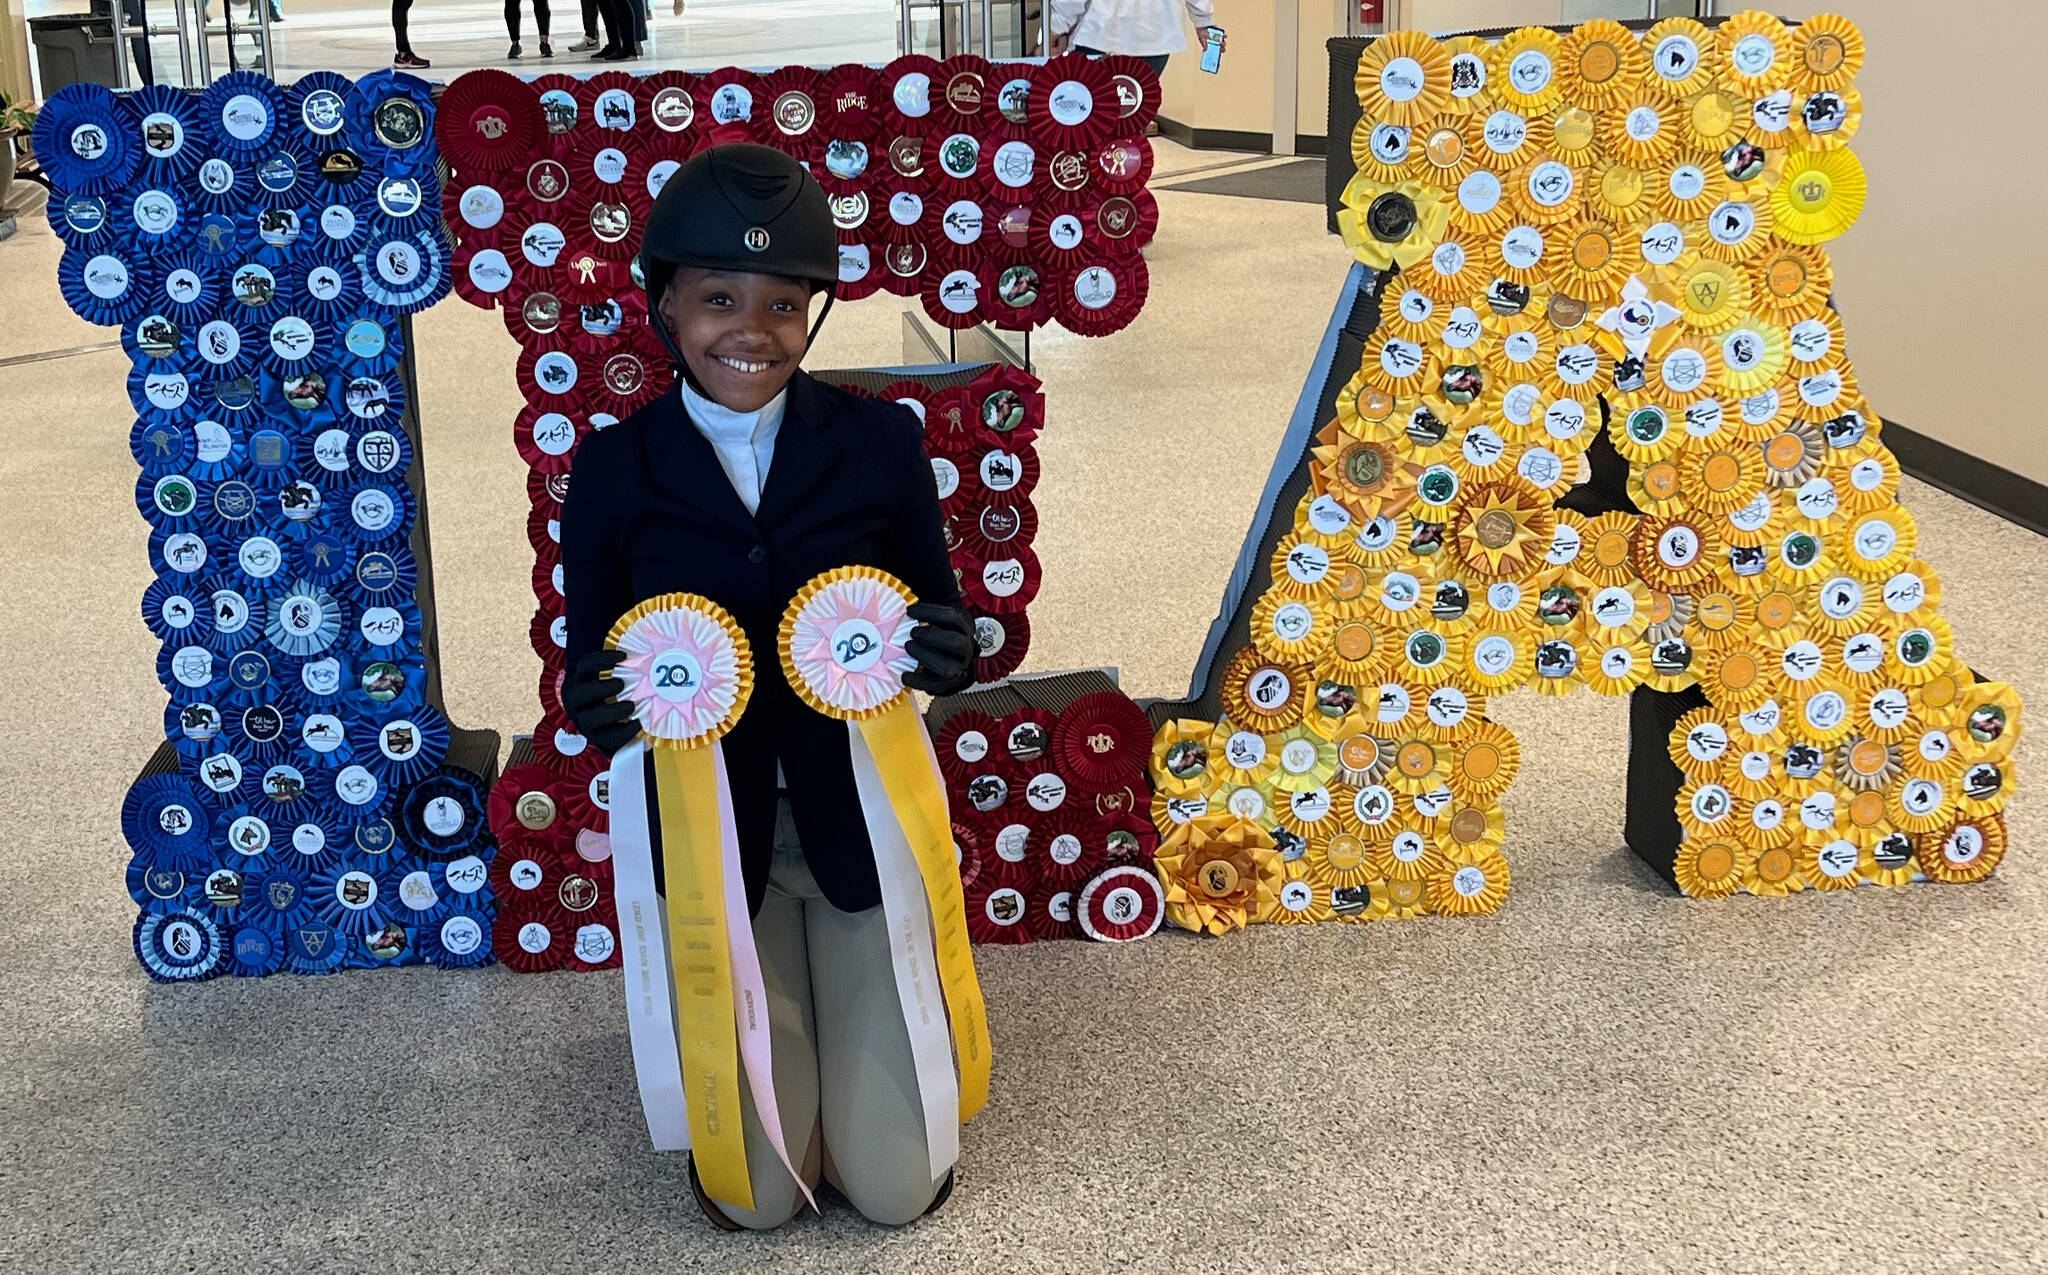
1559;19;1644;110
1674;837;1751;898
1547;218;1640;301
1154;816;1285;935
1747;239;1833;324
1429;840;1512;916
1219;647;1312;735
1915;815;2006;885
1792;15;1865;94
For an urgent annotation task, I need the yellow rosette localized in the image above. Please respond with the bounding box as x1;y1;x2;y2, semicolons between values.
1675;837;1750;898
603;593;776;1210
1428;842;1512;916
1356;29;1454;128
1155;817;1286;935
777;567;992;1150
1791;15;1864;93
1770;149;1867;244
1916;816;2007;885
1337;175;1448;271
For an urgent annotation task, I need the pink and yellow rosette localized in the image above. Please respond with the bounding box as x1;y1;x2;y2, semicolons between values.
602;593;807;1215
778;567;993;1181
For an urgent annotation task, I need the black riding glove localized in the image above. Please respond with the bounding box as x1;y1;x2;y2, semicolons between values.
561;649;640;755
902;602;978;697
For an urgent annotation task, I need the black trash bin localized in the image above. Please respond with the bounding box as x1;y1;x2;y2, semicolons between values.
29;2;154;96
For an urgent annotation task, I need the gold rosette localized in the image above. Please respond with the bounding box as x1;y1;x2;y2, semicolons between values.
1748;239;1832;323
1448;168;1518;236
1886;775;1954;835
1841;510;1917;581
1337;175;1450;271
1219;648;1312;735
1604;95;1679;168
1334;373;1402;437
1770;149;1867;244
1428;844;1512;915
1351;117;1424;186
1549;218;1641;299
1381;875;1433;919
1415;115;1479;186
1679;440;1767;516
1887;616;1954;688
1314;425;1421;522
1488;27;1566;115
1268;724;1340;794
1643;18;1718;99
1312;831;1377;889
1440;803;1506;857
1716;10;1792;95
1799;838;1865;891
1915;815;2006;885
1955;753;2011;821
1155;817;1285;935
1671;258;1749;334
1392;626;1466;688
1742;842;1806;896
1861;831;1918;888
1267;532;1343;601
1438;35;1496;116
1698;195;1774;263
1271;876;1338;925
1508;157;1584;226
1366;821;1445;883
1151;718;1219;796
1560;19;1645;110
1250;592;1332;666
1766;528;1832;590
1630;513;1720;594
1674;837;1750;898
1607;395;1684;464
1952;681;2023;765
1484;221;1552;286
1356;28;1454;127
1360;329;1441;397
1276;784;1344;839
1547;104;1602;167
1152;788;1212;830
1319;614;1393;686
1670;706;1733;780
1654;153;1729;223
1589;158;1654;223
1212;725;1280;790
1450;480;1557;581
1792;14;1864;93
1689;589;1756;650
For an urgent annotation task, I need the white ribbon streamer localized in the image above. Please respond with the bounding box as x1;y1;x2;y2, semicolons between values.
607;738;691;1152
848;724;962;1184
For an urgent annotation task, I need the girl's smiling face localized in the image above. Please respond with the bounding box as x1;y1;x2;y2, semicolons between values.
662;266;815;412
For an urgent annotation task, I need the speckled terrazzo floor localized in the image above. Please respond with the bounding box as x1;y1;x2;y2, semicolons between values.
1;142;2044;1274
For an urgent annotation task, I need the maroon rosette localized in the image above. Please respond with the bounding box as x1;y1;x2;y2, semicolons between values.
988;68;1038;143
1054;255;1148;338
1028;886;1082;942
1086;188;1158;252
1092;136;1154;194
963;544;1041;614
453;242;519;310
436;69;545;174
881;54;946;135
514;402;584;474
966;874;1033;946
927;127;991;202
998;707;1058;773
530;72;585;155
528;601;567;662
971;606;1029;683
836;241;884;302
981;135;1040;202
981;816;1038;881
977;254;1052;331
758;65;826;164
516;343;589;406
969;364;1045;446
557;749;612;831
489;763;574;845
1099;809;1160;867
959;768;1015;821
443;178;514;251
530;553;566;607
1099;55;1163;132
919;253;991;331
990;200;1033;253
953;820;987;893
1075;865;1165;943
694;67;766;135
877;175;932;239
528;466;571;509
817;64;886;142
526;492;564;556
965;440;1040;504
576;71;646;134
590;342;664;414
938;55;996;123
1036;810;1106;888
1032;55;1118;152
921;386;981;456
959;495;1038;560
494;890;574;972
1052;690;1154;794
564;288;649;357
878;237;932;298
528;711;595;776
637;70;702;140
504;288;567;347
549;243;634;306
934;709;1003;782
509;214;572;295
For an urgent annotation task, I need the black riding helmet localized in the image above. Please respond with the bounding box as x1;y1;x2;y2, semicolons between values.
639;142;840;383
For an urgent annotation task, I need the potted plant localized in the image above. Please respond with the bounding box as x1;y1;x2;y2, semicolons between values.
0;90;37;213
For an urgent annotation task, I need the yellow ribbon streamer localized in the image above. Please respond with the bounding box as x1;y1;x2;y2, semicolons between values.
652;745;752;1212
858;699;993;1121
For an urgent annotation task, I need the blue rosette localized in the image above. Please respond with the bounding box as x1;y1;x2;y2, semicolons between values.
344;425;412;485
241;858;315;933
294;703;359;770
134;908;227;982
292;649;353;708
189;312;265;380
360;702;450;789
212;802;288;863
122;183;189;250
264;579;348;656
238;201;312;265
189;209;244;259
354;597;424;660
148;525;212;580
312;851;396;936
195;861;254;926
341;480;413;546
200;477;265;542
50;189;115;250
282;916;347;974
131;415;194;475
125;82;212;183
388;854;452;928
135;470;207;530
58;243;155;326
185;154;253;216
358;224;452;314
163;692;227;759
343;546;419;610
129;361;200;424
158;639;227;699
225;925;287;976
121;773;216;862
128;850;202;915
420;901;494;968
287;251;365;327
202;581;265;653
345;70;438;172
142;577;214;644
271;793;342;857
346;649;429;716
220;695;303;770
439;844;495;905
346;919;420;969
260;475;332;542
224;258;283;317
264;369;341;430
335;367;407;426
220;531;293;599
334;312;403;379
219;645;289;706
184;746;254;804
33;83;140;195
209;373;264;416
253;148;318;208
154;251;223;330
314;761;393;822
289;71;354;146
310;193;378;256
299;423;356;480
349;815;405;858
292;528;357;587
121;309;189;365
183;415;246;479
260;313;324;380
369;169;438;240
400;768;487;860
204;71;286;159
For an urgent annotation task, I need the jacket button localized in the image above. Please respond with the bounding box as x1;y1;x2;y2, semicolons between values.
747;545;768;564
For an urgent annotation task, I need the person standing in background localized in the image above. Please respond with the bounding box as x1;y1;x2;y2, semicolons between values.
592;0;637;59
1048;0;1223;76
506;0;554;58
392;0;428;67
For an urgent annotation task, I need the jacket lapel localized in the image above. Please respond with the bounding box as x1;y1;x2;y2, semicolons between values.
638;386;760;536
754;371;842;531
